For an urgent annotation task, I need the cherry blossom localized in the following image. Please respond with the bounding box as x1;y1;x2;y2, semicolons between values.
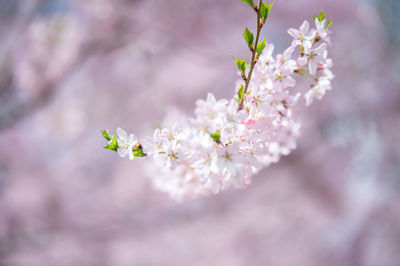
288;20;316;49
103;13;334;200
315;18;331;44
116;128;139;160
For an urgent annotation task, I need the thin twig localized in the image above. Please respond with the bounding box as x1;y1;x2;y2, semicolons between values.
238;0;263;111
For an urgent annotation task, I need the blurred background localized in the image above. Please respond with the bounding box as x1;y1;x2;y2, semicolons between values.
0;0;399;265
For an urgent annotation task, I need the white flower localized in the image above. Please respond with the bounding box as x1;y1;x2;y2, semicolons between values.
194;93;228;133
319;56;334;80
305;43;327;75
116;127;138;160
163;140;188;170
240;140;266;169
142;128;163;157
159;122;185;141
216;143;244;177
275;46;297;72
258;43;275;68
315;18;331;44
305;77;332;106
273;67;296;90
220;100;247;144
288;20;316;48
246;86;273;118
190;138;218;180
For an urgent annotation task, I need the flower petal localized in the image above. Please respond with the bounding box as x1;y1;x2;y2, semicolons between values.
117;127;127;141
299;20;309;34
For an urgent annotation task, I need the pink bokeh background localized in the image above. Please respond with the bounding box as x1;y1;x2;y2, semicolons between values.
0;0;399;265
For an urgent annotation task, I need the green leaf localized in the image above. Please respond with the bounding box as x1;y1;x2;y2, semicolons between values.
210;130;221;144
240;0;254;5
318;11;326;21
104;135;119;152
256;38;266;54
260;3;267;21
326;19;333;29
133;149;146;158
236;58;246;73
238;85;244;100
243;27;254;46
260;2;273;22
102;129;112;141
235;85;245;102
313;11;326;22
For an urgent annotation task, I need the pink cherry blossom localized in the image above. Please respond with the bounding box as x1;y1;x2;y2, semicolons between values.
110;17;334;200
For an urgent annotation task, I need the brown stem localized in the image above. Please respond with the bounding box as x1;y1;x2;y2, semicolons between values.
238;0;263;111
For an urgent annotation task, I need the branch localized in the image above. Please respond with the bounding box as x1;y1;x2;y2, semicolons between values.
238;0;263;111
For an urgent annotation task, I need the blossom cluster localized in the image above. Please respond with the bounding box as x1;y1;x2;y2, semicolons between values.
104;14;334;201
